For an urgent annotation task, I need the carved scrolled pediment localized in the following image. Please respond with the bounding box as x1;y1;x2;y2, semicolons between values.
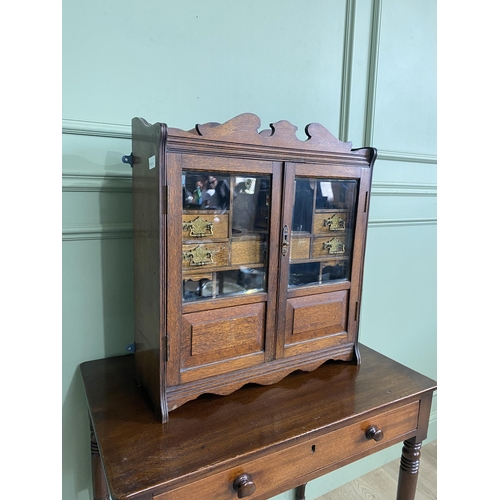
169;113;353;153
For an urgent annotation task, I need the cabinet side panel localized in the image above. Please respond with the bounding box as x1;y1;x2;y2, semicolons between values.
346;166;373;347
132;118;165;417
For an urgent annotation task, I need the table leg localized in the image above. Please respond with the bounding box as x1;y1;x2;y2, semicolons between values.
295;483;307;500
90;422;110;500
396;438;422;500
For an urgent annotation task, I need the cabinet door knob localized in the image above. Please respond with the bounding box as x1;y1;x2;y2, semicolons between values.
233;473;256;498
365;426;384;442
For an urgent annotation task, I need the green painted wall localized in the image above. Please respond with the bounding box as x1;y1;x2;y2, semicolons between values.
62;1;436;499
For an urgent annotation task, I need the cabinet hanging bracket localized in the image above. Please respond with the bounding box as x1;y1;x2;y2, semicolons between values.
122;152;135;167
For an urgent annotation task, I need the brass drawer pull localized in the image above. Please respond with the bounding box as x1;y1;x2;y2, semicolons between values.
233;473;256;498
365;426;384;442
182;246;214;266
324;214;346;231
323;237;345;255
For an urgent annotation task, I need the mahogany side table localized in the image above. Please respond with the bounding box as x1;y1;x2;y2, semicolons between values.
80;344;436;500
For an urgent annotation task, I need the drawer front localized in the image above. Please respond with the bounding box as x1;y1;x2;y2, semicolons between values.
313;211;348;234
231;238;264;265
182;213;229;240
290;234;311;260
154;401;419;500
182;243;229;270
312;235;347;258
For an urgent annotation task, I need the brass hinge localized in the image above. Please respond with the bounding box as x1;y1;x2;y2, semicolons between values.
364;192;369;213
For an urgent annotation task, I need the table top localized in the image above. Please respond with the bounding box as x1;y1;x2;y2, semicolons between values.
80;344;436;500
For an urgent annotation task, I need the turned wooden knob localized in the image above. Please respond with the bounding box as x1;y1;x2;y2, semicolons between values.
365;426;384;441
233;473;256;498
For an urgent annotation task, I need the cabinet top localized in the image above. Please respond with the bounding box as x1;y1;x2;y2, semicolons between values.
133;113;376;164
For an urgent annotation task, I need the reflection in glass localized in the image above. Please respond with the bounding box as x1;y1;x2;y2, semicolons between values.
183;172;231;210
182;268;266;301
315;179;357;210
289;262;320;287
292;179;314;232
182;171;270;302
289;178;358;288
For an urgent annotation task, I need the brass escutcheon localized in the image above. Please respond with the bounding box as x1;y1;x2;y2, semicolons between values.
323;237;345;255
324;214;346;231
183;245;214;266
183;216;214;237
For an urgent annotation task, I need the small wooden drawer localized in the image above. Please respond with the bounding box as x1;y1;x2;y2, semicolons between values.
312;235;347;258
290;233;311;260
231;238;264;265
154;401;419;500
313;211;348;234
182;243;229;270
182;213;229;240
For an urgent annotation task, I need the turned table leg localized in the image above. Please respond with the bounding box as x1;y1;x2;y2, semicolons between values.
90;422;110;500
396;438;422;500
295;483;307;500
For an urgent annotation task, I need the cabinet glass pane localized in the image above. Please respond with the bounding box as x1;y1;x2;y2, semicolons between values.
288;178;358;288
182;171;270;302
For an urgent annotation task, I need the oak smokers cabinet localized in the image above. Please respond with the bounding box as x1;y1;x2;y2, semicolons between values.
129;113;376;422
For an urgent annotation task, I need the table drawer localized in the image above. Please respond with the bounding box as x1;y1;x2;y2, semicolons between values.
155;401;419;500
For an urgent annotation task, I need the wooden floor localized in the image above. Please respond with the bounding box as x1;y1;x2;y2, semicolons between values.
316;440;437;500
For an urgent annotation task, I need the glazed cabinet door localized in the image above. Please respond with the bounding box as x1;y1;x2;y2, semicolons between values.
276;163;371;359
165;153;282;386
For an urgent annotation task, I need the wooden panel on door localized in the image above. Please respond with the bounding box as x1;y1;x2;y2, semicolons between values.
180;302;266;382
284;290;348;357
